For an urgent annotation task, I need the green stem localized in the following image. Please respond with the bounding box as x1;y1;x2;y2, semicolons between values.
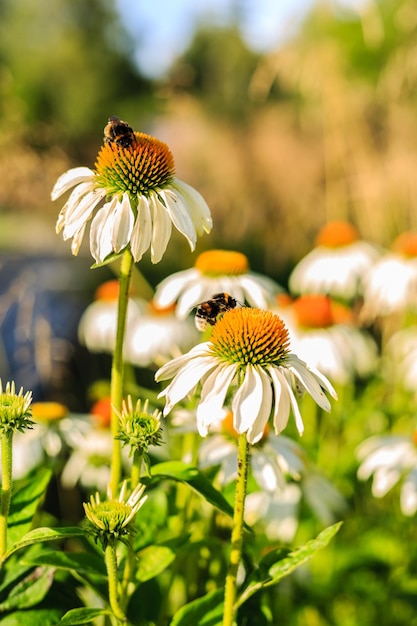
130;450;142;489
110;250;134;494
223;433;250;626
105;543;126;624
0;431;13;559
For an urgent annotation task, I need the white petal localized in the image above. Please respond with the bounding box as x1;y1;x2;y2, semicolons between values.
232;365;265;440
154;269;199;310
286;354;332;412
149;193;172;263
62;187;106;239
130;196;152;262
160;188;197;249
89;198;118;262
155;342;211;381
268;366;291;434
51;167;94;200
159;356;218;415
171;179;213;235
71;223;87;256
111;193;134;253
197;363;237;435
246;367;273;444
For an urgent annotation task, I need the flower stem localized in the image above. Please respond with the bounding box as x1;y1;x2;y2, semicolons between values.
223;433;250;626
0;431;13;559
110;250;134;494
104;542;126;624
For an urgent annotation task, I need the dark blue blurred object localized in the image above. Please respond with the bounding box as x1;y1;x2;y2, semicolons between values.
0;255;109;406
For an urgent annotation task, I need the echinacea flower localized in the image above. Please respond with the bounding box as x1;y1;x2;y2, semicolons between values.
357;433;417;516
0;380;33;435
361;232;417;321
289;221;380;301
153;249;283;318
52;118;212;264
155;307;337;444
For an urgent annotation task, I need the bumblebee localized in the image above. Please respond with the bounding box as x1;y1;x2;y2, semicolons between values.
195;292;241;331
104;116;135;148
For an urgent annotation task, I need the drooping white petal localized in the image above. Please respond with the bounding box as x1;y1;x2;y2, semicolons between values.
155;342;211;381
197;363;237;435
251;449;286;492
171;179;213;235
130;196;152;262
232;365;264;438
111;193;134;253
281;369;305;435
71;223;87;256
56;181;96;232
62;187;106;239
246;366;273;444
159;188;197;251
149;193;172;263
286;354;332;412
51;167;94;200
159;356;218;415
89;198;118;262
268;366;291;435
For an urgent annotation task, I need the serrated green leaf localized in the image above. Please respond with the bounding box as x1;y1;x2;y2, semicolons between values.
21;550;106;578
57;607;112;625
0;566;54;611
2;527;88;564
236;521;343;607
151;461;249;528
7;468;53;546
170;588;224;626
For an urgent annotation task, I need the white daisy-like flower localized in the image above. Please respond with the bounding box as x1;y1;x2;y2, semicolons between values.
124;300;200;368
245;485;301;542
286;295;378;383
361;232;417;320
78;280;145;354
289;221;380;301
154;249;282;318
357;433;417;516
52;118;212;264
155;307;337;445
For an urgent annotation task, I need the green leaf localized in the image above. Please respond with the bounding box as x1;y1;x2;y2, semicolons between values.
20;550;106;578
2;527;89;564
170;588;224;626
57;607;112;625
0;607;64;625
0;566;54;611
90;249;125;268
236;521;343;607
151;461;248;527
7;468;53;546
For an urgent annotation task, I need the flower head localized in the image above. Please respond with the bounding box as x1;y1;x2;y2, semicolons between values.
84;481;147;547
115;397;163;456
52;118;212;264
0;380;33;435
155;308;337;444
289;221;380;301
153;249;282;318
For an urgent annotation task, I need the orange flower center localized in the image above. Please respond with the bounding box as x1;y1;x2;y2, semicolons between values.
94;132;175;198
32;402;68;423
315;221;359;248
293;295;334;328
210;308;290;366
194;250;249;277
391;232;417;258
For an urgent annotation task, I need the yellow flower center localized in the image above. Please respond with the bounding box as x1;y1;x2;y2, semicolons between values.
392;232;417;258
94;132;175;199
32;402;68;423
194;250;249;276
210;308;290;366
315;221;359;248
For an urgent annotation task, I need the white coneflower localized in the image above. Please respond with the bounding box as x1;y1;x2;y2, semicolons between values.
154;249;282;318
155;307;337;444
52;118;212;264
289;221;380;301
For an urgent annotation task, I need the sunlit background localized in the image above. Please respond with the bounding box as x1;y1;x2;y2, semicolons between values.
2;2;417;623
